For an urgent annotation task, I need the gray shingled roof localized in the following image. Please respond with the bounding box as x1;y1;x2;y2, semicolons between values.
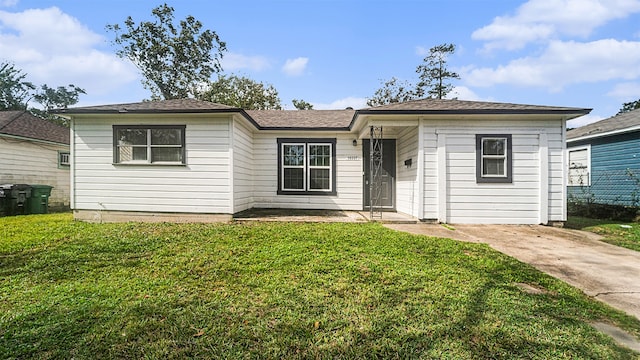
567;108;640;140
0;111;69;145
362;98;591;114
58;98;591;130
56;98;238;113
247;110;356;129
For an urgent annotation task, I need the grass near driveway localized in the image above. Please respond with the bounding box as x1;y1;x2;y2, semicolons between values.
2;213;640;359
567;216;640;252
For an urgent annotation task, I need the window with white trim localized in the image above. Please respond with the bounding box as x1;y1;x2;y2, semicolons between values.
278;138;336;195
113;125;186;164
476;134;512;183
568;146;590;186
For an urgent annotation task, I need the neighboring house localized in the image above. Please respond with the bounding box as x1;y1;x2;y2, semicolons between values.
57;98;589;224
567;108;640;206
0;110;71;210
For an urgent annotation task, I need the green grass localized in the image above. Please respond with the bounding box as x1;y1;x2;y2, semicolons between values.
2;213;640;359
567;216;640;252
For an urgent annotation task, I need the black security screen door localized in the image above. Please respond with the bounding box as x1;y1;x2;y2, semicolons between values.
363;139;396;208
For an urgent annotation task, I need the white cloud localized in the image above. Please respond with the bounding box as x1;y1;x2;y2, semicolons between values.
222;52;270;72
607;82;640;100
312;96;367;110
0;7;102;56
462;39;640;91
0;7;139;100
473;0;640;51
445;86;493;101
567;113;604;128
282;57;308;76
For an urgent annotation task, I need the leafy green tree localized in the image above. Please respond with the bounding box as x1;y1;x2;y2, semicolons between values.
415;43;460;99
366;77;418;107
0;61;35;110
106;3;226;100
617;99;640;114
292;99;313;110
31;84;86;126
198;74;282;110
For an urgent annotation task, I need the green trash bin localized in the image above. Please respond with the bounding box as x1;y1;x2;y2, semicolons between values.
29;185;53;214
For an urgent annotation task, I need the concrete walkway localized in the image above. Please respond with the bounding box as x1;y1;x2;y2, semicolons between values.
385;223;640;321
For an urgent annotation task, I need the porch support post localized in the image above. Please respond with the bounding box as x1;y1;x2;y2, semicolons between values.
437;132;447;223
539;131;549;224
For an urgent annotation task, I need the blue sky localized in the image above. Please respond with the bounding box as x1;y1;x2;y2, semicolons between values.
1;0;640;127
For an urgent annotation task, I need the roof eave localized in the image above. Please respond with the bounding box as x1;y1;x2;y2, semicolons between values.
355;109;592;116
567;124;640;143
53;108;242;115
0;132;69;146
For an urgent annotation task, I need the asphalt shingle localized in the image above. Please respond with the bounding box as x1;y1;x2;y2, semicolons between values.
567;108;640;140
362;98;590;113
59;98;591;130
0;111;69;144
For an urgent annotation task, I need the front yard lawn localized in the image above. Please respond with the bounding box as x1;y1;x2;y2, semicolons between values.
2;213;639;359
567;216;640;252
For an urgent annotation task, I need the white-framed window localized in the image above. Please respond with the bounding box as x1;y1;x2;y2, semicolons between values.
113;125;186;164
476;134;512;183
58;151;70;167
282;143;306;191
278;138;336;195
568;145;591;186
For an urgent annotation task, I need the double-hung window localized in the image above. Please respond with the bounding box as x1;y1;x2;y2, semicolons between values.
278;138;336;195
113;125;186;164
476;134;512;183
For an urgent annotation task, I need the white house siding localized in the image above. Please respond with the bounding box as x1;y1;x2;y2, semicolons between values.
231;118;254;213
422;119;563;224
547;128;565;222
252;132;362;210
395;127;419;217
72;116;233;214
0;137;70;209
422;128;439;220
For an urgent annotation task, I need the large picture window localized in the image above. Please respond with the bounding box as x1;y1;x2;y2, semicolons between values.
476;134;512;183
278;138;336;195
113;125;186;164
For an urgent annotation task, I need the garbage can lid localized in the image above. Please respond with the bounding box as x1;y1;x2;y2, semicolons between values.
11;184;32;190
30;184;53;189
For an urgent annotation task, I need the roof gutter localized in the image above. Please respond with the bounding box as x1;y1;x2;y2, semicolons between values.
0;132;69;146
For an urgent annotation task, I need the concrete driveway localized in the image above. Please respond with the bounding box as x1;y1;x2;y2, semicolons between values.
385;223;640;321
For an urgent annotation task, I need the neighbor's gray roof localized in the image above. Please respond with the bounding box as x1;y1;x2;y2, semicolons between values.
567;108;640;140
0;110;69;144
361;98;591;114
58;98;591;130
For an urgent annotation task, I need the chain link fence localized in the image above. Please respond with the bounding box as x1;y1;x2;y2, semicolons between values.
568;168;640;221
